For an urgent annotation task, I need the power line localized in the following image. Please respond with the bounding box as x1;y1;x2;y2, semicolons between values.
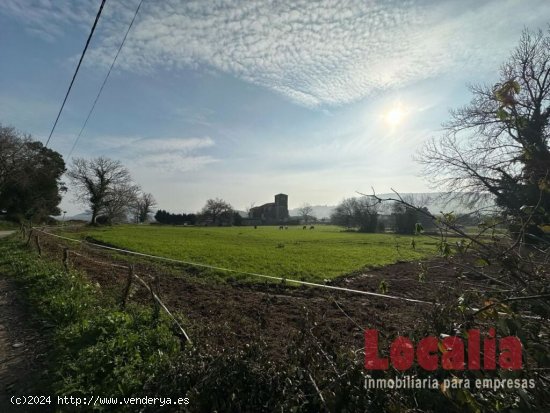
67;0;145;159
44;0;107;148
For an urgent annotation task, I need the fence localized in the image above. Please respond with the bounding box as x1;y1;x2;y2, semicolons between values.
21;225;193;344
19;225;540;344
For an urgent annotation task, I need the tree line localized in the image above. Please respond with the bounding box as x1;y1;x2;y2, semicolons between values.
329;195;435;234
0;129;157;226
154;210;197;225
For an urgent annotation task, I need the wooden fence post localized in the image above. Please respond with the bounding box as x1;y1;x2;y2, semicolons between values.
26;229;33;246
35;234;42;256
148;278;161;321
121;266;134;310
154;275;161;300
62;248;70;271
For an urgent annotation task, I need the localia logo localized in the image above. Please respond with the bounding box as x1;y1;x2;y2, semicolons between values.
364;328;522;371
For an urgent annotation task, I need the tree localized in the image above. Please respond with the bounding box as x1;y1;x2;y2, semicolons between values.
331;198;356;228
351;196;379;232
391;202;417;235
67;157;134;225
233;211;243;226
135;192;156;223
154;210;197;225
298;203;313;224
419;28;550;240
103;183;141;224
0;124;66;222
245;202;255;218
331;196;380;232
388;195;435;234
200;198;233;225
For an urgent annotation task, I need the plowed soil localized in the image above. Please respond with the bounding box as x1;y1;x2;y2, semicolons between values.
36;234;480;355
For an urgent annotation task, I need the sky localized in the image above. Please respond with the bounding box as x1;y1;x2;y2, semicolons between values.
0;0;549;215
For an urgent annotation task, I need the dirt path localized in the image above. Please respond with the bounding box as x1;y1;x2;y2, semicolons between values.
0;232;50;411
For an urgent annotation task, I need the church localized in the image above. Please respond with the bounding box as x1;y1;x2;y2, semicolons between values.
249;194;289;223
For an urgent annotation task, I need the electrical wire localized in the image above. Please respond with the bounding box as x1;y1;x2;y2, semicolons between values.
44;0;107;148
67;0;145;159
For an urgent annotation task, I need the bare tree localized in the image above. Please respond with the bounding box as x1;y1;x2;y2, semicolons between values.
330;198;356;228
418;28;550;239
331;196;380;232
135;192;157;223
67;157;134;225
200;198;233;225
103;183;141;224
245;202;256;218
298;203;314;224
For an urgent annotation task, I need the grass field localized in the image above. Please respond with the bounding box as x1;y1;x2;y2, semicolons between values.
64;225;438;282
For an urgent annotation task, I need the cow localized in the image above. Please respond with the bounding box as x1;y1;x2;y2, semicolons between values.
310;226;315;230
303;225;307;230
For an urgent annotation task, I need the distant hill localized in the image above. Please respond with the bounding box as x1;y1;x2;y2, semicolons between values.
289;205;335;219
66;212;92;222
375;192;495;214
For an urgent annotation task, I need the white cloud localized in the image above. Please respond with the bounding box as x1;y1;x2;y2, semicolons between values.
131;136;214;153
63;134;217;174
138;153;217;172
0;0;96;39
2;0;549;107
127;137;217;172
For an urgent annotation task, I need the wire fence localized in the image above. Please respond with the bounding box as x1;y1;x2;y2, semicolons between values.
19;225;540;345
22;226;193;344
30;227;436;305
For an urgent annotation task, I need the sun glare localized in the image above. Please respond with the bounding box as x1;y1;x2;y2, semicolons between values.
385;106;406;127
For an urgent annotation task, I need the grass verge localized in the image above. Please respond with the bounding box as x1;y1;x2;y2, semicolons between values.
0;237;181;408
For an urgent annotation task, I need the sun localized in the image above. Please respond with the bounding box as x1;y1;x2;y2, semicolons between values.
384;106;406;127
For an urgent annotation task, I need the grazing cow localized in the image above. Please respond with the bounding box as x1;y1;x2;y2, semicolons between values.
254;225;257;229
279;225;283;230
284;226;288;230
303;225;307;230
310;226;315;230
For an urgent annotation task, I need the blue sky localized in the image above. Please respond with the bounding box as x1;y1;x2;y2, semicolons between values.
1;0;549;214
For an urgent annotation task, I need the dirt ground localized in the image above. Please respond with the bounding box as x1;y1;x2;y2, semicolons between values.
0;275;50;412
35;234;479;356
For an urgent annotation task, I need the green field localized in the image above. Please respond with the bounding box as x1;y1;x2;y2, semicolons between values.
64;225;437;282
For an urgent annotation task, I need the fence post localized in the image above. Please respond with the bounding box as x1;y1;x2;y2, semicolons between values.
26;229;33;246
35;234;42;256
121;266;134;310
148;278;161;321
62;248;70;271
154;275;161;300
